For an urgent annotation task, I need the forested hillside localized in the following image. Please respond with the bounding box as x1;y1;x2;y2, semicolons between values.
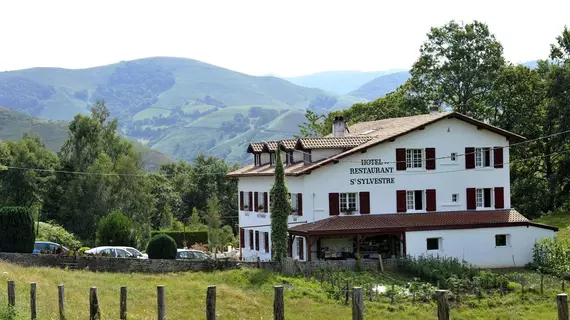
298;22;570;220
0;57;365;164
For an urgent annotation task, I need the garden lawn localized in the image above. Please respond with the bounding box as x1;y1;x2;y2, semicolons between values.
0;261;564;320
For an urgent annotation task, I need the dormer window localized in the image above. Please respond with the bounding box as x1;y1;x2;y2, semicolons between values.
254;154;261;166
303;150;312;163
270;152;276;166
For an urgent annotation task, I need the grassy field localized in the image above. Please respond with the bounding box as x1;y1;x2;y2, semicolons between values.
535;213;570;241
0;261;566;320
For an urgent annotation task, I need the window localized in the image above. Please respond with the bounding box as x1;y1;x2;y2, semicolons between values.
243;192;250;210
495;234;508;247
426;238;441;251
339;193;357;213
450;152;457;162
406;190;424;210
258;192;265;211
290;193;298;214
406;149;423;168
475;148;492;168
286;151;294;164
452;194;458;203
476;188;492;208
269;152;276;166
254;154;261;166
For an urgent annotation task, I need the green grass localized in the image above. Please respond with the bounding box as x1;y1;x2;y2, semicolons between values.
0;261;567;320
534;213;570;242
133;108;171;120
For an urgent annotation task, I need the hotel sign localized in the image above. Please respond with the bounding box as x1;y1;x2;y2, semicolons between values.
349;158;395;185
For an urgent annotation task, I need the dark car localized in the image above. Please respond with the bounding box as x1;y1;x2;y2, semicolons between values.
33;241;69;255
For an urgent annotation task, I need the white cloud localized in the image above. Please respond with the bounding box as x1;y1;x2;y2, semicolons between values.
0;0;567;77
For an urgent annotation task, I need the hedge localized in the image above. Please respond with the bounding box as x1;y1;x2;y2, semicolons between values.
147;234;177;259
0;206;35;253
150;231;208;248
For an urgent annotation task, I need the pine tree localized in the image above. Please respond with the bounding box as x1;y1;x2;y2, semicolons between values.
270;150;291;262
205;195;221;253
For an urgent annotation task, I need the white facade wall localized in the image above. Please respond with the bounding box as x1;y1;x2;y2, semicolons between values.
405;226;555;268
311;149;345;162
237;117;542;262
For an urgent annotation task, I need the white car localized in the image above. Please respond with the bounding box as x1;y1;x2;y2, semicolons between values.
119;247;148;259
84;246;135;258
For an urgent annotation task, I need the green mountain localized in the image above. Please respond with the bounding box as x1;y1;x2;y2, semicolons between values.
0;106;172;171
284;69;406;94
348;71;410;100
0;57;365;164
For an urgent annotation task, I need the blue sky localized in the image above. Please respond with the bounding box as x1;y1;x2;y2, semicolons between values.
0;0;568;77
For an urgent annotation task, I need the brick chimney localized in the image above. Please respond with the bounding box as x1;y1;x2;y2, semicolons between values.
332;116;345;137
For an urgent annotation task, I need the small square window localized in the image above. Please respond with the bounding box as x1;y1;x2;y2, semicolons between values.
495;234;508;247
427;238;440;250
452;194;458;203
450;153;457;162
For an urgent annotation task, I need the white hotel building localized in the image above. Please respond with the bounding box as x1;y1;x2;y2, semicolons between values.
227;111;557;268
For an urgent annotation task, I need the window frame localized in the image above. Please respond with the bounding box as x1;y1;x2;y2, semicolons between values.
254;153;262;166
339;192;358;213
405;190;424;211
476;188;493;208
450;152;457;162
475;147;492;168
269;152;276;166
451;194;458;203
243;192;250;210
290;193;299;214
495;234;509;247
426;237;441;251
257;192;265;211
285;151;294;165
406;148;424;169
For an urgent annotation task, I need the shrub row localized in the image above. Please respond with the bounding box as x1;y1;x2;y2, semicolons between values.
150;231;208;248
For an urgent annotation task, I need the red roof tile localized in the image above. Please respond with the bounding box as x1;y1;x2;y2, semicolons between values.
288;209;557;235
296;137;373;149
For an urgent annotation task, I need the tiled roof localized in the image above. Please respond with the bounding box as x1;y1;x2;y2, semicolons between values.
280;139;298;150
288;209;558;235
247;142;265;153
227;162;310;177
264;141;279;152
296;137;373;149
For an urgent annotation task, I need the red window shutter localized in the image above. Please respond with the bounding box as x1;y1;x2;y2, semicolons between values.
254;192;259;212
239;228;244;248
263;192;268;213
248;192;253;211
396;148;406;171
264;232;269;253
248;230;253;249
426;189;436;212
329;193;339;215
255;231;260;251
494;147;504;168
396;190;406;213
239;191;244;210
297;194;303;216
298;238;304;260
466;188;476;209
494;187;505;209
359;192;370;214
426;148;436;170
465;147;475;169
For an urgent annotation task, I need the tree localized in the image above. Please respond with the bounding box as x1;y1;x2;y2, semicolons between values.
204;195;222;253
148;173;179;230
0;207;35;253
270;151;291;262
409;20;505;118
146;233;177;259
550;25;570;62
296;109;327;138
96;211;137;247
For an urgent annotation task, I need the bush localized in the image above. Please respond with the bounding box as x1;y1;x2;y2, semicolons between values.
400;255;479;288
531;237;570;276
146;234;177;259
150;231;208;248
78;247;91;256
36;221;81;249
0;207;35;253
96;211;137;247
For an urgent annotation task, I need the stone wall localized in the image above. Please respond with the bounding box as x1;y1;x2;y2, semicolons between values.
0;253;60;267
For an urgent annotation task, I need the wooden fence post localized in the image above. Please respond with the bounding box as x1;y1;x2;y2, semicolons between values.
558;293;569;320
7;280;15;307
30;282;37;320
345;280;350;305
436;290;450;320
157;285;166;320
90;287;100;320
352;287;364;320
120;286;127;320
58;284;65;320
274;285;284;320
206;285;216;320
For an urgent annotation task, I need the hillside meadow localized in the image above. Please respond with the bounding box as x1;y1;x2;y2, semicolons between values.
0;261;565;320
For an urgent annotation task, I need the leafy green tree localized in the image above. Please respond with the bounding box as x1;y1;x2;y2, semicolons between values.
36;221;82;249
187;207;207;231
0;206;35;253
296;109;328;137
204;195;222;253
550;25;570;62
148;173;179;230
409;20;505;118
146;233;177;259
270;151;291;262
96;211;137;247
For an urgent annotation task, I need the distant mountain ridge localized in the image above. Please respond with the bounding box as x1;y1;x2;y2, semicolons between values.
0;57;365;164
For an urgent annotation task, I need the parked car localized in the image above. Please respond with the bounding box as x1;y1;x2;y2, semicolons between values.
33;241;69;255
119;247;148;259
84;246;134;258
176;249;210;260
